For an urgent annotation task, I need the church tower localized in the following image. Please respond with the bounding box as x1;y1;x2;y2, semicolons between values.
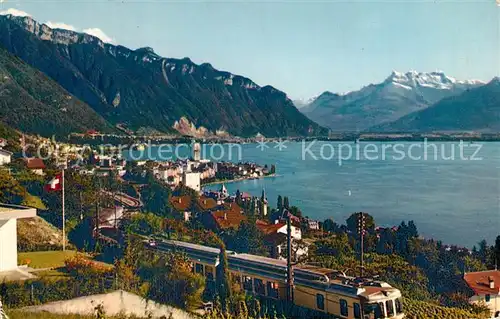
192;141;201;161
261;188;268;216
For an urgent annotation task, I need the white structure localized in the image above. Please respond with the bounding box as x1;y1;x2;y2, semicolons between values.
464;270;500;317
192;142;201;162
0;204;37;272
21;290;195;319
0;149;12;166
182;171;201;192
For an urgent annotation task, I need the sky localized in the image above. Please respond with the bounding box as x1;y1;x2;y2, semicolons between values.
0;0;498;100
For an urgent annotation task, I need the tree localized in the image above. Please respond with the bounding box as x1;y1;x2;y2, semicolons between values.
123;212;163;235
478;239;489;264
227;221;266;255
0;170;26;204
146;252;205;310
322;218;338;233
494;236;500;268
408;220;419;238
216;242;232;310
346;212;375;234
283;196;290;210
277;195;283;214
235;189;242;206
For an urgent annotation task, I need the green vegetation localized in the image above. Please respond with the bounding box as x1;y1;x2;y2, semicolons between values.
0;47;113;138
17;251;79;269
216;242;232;311
404;298;489;319
17;217;66;252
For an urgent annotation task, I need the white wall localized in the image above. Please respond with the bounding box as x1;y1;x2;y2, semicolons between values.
182;172;201;192
0;218;18;271
277;224;302;240
0;153;11;165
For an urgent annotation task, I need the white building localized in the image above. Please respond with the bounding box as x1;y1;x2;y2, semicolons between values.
0;149;12;166
182;171;201;192
0;204;37;272
464;270;500;317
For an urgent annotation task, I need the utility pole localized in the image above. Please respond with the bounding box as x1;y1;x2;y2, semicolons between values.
62;168;66;251
286;210;294;303
357;212;365;278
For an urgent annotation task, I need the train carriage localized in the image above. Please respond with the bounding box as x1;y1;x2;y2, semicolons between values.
152;240;404;319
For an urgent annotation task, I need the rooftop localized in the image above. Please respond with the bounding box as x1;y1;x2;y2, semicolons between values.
464;270;500;295
0;204;37;220
24;158;46;170
0;148;13;155
256;220;286;235
211;208;247;229
170;195;192;212
197;196;218;211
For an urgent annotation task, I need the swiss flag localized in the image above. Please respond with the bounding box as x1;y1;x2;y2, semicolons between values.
45;173;62;192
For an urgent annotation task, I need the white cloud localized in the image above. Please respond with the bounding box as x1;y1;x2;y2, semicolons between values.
45;21;76;31
0;8;31;17
83;28;114;44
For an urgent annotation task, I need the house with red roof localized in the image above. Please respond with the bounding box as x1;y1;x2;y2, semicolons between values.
257;219;302;240
202;202;246;231
464;270;500;317
24;158;46;175
256;219;305;261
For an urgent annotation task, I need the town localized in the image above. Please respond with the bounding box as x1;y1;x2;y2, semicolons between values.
1;130;500;319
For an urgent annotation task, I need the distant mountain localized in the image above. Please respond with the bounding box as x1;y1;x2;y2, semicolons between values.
370;78;500;132
0;46;112;137
293;96;318;109
301;71;484;132
0;14;325;137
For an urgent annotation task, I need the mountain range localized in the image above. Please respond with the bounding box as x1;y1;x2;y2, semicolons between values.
0;46;112;137
0;14;325;138
0;13;497;137
300;71;485;132
371;77;500;132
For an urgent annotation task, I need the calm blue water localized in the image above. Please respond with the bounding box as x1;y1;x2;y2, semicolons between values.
126;141;500;247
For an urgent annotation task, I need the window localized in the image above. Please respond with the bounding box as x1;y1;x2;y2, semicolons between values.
395;298;403;314
340;299;348;317
316;294;325;310
386;300;394;317
364;303;384;319
354;303;361;319
486;294;491;303
195;263;204;275
206;271;214;281
267;281;279;299
378;302;385;318
254;278;265;295
243;276;253;292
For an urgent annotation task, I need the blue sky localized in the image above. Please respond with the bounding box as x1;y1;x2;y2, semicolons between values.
1;0;498;99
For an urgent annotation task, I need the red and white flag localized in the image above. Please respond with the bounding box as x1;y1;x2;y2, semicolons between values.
45;173;63;192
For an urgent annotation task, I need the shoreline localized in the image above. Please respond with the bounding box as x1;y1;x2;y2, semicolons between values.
202;174;279;187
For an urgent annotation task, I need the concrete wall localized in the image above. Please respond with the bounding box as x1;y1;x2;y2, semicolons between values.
0;218;17;271
182;172;201;191
0;153;11;165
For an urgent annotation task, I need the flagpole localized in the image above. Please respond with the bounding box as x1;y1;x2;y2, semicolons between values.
62;168;66;251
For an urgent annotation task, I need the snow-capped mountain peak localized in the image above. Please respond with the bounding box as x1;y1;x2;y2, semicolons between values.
386;70;485;90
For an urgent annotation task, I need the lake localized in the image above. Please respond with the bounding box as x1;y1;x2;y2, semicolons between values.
126;141;500;248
